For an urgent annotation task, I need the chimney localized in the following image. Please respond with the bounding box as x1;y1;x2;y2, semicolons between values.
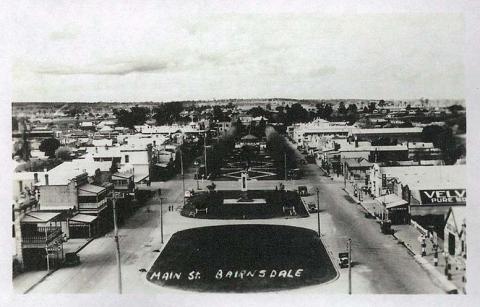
33;173;38;184
45;174;49;186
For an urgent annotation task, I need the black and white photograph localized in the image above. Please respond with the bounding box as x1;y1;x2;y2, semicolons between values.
2;1;480;306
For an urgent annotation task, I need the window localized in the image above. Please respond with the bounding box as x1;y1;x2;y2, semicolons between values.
125;155;129;163
448;233;456;256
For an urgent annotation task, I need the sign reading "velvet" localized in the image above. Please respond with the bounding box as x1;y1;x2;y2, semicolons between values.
419;189;466;205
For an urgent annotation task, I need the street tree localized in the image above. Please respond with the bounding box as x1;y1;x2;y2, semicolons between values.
39;138;61;158
55;146;72;161
337;102;347;116
114;106;149;128
153;102;184;125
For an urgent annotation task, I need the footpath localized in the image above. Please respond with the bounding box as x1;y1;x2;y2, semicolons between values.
337;173;466;294
13;238;93;294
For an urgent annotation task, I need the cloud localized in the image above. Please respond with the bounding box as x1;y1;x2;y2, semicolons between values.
36;60;173;76
307;66;337;77
49;28;79;41
13;11;464;101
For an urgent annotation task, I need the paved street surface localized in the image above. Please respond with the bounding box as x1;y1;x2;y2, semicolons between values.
24;143;445;294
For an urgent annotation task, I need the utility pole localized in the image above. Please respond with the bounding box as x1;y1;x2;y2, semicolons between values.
180;147;185;206
316;187;320;237
159;193;164;244
348;238;352;295
204;131;208;179
196;169;200;190
112;196;123;294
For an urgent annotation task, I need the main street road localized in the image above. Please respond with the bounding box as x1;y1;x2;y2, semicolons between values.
27;149;444;294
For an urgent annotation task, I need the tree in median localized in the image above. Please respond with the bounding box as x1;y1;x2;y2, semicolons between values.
55;146;72;161
39;138;61;158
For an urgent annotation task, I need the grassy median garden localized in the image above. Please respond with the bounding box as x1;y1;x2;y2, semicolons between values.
146;224;338;292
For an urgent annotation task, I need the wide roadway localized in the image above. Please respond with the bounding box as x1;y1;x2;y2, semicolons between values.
27;150;444;294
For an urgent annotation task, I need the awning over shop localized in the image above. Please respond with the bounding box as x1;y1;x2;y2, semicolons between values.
70;214;98;224
22;211;62;223
375;194;408;209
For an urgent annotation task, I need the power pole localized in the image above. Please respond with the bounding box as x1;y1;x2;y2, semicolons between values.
180;147;185;206
159;194;164;244
204;131;208;178
316;187;320;237
348;238;352;295
112;196;123;294
196;169;200;190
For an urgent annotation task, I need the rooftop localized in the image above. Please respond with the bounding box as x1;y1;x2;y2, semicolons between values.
378;164;465;190
340;144;408;152
78;183;106;195
351;127;423;135
22;211;62;224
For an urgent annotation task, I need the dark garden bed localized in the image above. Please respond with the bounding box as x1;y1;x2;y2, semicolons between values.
180;189;309;219
146;224;338;292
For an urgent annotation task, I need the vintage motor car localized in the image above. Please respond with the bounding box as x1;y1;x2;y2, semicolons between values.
298;185;308;196
338;252;350;268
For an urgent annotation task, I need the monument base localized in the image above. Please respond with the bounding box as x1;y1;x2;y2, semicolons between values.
238;191;253;202
223;198;267;205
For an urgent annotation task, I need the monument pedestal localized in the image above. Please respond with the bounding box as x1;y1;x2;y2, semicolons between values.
238;190;253;202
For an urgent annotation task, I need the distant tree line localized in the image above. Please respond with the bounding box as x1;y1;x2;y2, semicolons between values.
153;102;189;125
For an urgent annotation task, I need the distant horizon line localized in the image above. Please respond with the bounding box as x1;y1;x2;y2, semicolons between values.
11;97;465;104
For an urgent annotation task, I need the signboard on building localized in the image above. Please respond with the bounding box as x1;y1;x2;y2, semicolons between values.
419;189;466;205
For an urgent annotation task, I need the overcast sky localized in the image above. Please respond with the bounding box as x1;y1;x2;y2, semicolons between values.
10;1;464;102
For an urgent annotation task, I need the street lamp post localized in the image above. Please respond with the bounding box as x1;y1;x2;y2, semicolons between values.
180;147;185;206
348;238;352;295
112;196;123;294
204;131;208;178
196;169;200;190
316;187;321;237
159;193;164;244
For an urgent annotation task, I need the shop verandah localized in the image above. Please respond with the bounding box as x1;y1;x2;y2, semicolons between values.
20;211;64;271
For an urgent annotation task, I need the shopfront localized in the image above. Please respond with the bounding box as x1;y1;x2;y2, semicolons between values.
444;207;466;258
409;188;466;237
374;193;409;225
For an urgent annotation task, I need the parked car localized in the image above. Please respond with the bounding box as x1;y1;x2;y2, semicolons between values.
64;253;80;267
298;185;308;196
380;220;393;234
307;202;318;213
338;252;350;268
288;168;301;180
